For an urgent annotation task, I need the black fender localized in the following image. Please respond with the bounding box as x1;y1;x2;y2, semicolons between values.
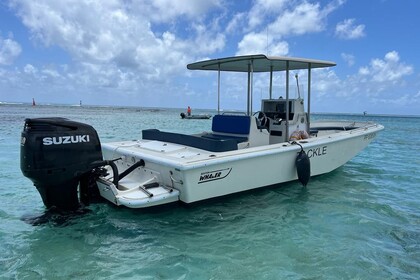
296;149;310;186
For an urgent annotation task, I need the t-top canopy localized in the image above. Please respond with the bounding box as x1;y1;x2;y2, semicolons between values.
187;54;336;72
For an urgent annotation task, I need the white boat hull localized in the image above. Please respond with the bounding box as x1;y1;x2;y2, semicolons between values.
97;121;383;207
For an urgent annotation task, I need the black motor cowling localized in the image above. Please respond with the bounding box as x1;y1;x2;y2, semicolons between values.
20;118;103;211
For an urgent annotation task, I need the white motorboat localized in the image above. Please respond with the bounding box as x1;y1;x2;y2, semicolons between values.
180;112;212;119
20;54;384;210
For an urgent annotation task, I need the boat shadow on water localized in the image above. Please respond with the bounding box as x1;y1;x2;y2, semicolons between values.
20;164;351;227
20;182;311;227
20;207;93;227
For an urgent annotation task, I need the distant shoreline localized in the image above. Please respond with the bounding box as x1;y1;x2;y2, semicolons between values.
1;101;419;118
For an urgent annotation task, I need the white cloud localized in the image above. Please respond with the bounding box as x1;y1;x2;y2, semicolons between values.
247;0;288;29
335;19;365;39
341;53;355;66
269;41;289;56
42;68;61;78
378;90;420;107
303;50;417;114
268;2;325;36
290;64;420;114
191;23;225;54
9;0;226;85
23;64;37;74
358;51;413;84
311;69;342;97
237;1;344;57
267;0;344;37
0;35;22;65
133;0;223;23
236;32;288;56
226;12;246;34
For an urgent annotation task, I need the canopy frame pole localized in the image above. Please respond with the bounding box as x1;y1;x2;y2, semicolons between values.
307;63;312;133
247;60;254;116
286;61;290;139
269;65;273;99
217;63;221;115
251;59;254;115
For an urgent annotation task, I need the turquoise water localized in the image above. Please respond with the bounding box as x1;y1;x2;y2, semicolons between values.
1;104;419;279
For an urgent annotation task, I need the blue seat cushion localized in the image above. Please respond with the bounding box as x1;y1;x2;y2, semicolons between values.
201;133;248;143
212;115;251;135
142;129;238;152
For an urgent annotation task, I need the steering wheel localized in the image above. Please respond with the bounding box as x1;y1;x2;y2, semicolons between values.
253;111;268;128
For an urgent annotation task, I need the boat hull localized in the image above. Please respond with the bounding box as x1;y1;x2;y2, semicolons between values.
182;115;211;119
98;121;383;207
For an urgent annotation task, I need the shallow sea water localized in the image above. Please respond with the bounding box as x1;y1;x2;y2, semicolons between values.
0;104;419;279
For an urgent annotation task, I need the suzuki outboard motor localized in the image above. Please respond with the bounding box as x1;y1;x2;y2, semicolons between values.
20;118;103;211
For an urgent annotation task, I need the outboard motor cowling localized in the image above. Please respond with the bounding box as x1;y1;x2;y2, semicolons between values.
20;118;103;210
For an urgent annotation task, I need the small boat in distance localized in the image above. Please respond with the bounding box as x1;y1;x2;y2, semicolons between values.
71;100;83;107
20;54;384;211
180;112;212;119
32;98;36;106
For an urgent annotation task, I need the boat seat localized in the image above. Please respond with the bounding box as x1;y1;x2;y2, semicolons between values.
196;114;251;144
201;133;248;143
142;129;238;152
212;114;251;135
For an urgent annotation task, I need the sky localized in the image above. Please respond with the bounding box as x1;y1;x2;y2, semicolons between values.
0;0;419;115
